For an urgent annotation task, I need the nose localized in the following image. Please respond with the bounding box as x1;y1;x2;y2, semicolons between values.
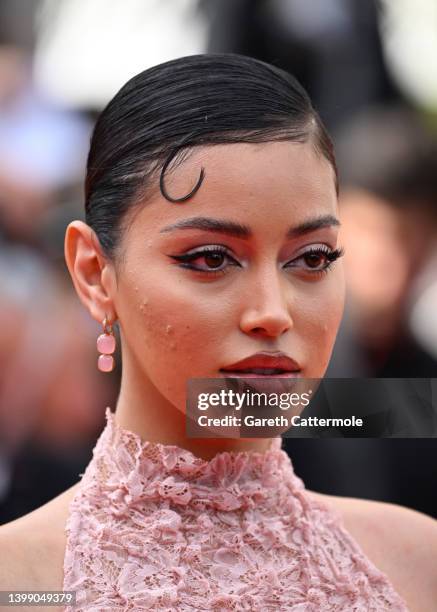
239;266;294;338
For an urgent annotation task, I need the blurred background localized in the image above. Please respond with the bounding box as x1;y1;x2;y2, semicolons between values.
0;0;436;523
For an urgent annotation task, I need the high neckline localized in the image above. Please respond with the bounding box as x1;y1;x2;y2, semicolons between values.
86;407;296;513
109;407;283;461
64;408;410;611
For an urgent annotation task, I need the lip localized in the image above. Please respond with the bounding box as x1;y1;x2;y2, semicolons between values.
220;351;301;378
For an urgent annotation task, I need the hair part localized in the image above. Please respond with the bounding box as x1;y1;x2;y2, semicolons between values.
85;53;337;262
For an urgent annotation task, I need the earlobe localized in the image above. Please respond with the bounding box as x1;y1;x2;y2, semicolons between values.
64;220;116;325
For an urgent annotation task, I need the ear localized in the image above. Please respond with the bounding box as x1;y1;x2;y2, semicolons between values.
64;220;117;324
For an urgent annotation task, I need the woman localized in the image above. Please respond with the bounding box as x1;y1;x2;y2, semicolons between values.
1;54;436;611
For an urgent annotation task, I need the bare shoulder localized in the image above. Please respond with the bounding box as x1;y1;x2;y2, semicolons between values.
308;490;437;612
0;482;81;596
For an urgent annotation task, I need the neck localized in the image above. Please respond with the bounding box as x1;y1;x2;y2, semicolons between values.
114;353;275;461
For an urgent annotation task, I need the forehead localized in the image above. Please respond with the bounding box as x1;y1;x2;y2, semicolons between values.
128;140;337;236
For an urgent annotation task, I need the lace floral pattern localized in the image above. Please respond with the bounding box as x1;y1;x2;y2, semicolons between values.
63;408;408;611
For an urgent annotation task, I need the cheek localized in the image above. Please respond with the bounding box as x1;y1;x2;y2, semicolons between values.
124;277;232;394
297;270;345;376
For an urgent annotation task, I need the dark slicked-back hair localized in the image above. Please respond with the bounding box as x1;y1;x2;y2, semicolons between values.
85;53;337;260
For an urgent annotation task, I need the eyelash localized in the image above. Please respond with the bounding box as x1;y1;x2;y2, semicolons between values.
169;245;345;277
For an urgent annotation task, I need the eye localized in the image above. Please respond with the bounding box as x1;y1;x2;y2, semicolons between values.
286;246;345;275
168;245;241;275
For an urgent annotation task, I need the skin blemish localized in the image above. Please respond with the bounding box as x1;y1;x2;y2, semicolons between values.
166;324;173;334
139;298;149;313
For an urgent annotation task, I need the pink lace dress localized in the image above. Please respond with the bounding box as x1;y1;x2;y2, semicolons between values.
62;408;409;611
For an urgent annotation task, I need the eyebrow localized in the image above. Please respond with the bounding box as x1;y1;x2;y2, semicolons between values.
159;214;340;239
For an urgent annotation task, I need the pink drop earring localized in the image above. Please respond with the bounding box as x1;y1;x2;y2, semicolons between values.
97;315;116;372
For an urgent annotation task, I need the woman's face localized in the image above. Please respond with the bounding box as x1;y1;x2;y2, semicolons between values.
113;141;345;412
